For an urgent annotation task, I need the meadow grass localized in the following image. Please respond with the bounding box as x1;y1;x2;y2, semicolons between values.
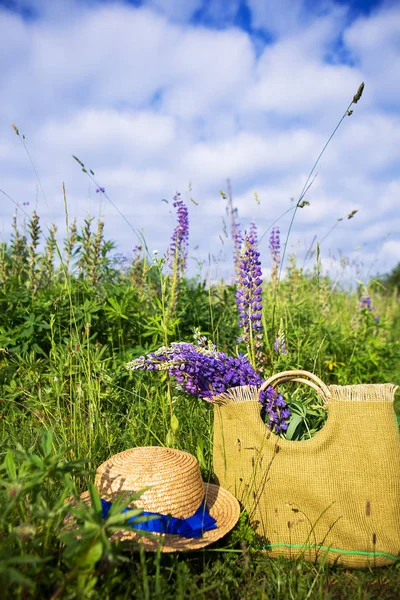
0;209;399;599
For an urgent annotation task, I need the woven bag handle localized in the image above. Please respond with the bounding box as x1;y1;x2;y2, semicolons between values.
259;370;331;404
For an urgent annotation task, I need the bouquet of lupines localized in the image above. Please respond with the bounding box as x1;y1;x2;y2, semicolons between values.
127;334;290;434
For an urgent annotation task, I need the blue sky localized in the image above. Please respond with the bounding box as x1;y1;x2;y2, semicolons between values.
1;0;399;282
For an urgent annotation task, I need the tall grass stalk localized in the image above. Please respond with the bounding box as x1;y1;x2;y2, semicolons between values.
268;83;365;335
279;82;365;284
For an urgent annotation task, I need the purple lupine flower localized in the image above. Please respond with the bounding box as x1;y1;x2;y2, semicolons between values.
232;219;243;277
269;226;280;283
96;187;105;193
269;226;280;257
167;192;189;275
360;292;380;323
127;342;262;399
273;318;288;355
236;223;263;347
259;385;291;434
227;179;243;277
113;252;128;265
225;181;243;278
360;296;372;311
127;338;291;435
273;336;288;355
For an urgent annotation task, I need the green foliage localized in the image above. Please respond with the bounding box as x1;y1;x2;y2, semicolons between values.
0;213;399;597
380;261;400;293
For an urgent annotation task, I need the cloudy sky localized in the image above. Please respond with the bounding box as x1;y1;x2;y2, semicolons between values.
1;0;399;283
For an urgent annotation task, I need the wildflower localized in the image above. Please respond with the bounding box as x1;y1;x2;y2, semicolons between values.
167;192;189;275
359;288;380;323
113;253;128;267
225;181;243;277
236;224;263;334
274;336;288;355
360;296;372;311
96;187;105;193
236;223;264;369
274;318;288;355
127;342;262;400
274;336;287;354
128;330;291;435
259;386;291;434
269;226;280;259
127;339;290;435
232;219;243;276
269;226;280;283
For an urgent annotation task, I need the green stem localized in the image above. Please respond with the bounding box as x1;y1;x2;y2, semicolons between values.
271;91;360;332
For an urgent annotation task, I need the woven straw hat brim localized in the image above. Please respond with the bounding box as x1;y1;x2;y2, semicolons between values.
68;483;240;552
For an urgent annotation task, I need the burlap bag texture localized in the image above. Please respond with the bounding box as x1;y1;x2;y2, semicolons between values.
213;375;400;568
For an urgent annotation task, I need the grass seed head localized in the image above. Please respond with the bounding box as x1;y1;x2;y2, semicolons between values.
352;82;365;104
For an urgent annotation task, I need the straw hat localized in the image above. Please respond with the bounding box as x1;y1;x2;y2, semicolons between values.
66;446;240;552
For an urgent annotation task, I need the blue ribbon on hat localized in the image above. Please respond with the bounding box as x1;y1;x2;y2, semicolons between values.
101;497;217;538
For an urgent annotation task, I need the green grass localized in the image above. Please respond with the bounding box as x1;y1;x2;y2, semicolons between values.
0;213;399;599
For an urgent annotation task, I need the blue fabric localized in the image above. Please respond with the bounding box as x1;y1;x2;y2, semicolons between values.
101;497;217;539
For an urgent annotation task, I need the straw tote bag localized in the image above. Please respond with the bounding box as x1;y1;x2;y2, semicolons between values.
213;370;400;568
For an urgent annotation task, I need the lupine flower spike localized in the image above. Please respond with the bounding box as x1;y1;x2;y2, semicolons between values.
360;287;379;323
167;192;189;276
269;226;280;285
127;341;262;400
127;335;291;435
360;296;372;311
226;180;243;277
259;386;291;434
274;318;288;355
165;192;189;313
236;223;264;369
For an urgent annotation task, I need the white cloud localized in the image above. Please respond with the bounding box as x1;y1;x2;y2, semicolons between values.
242;13;362;117
0;0;399;284
161;26;255;119
182;128;320;185
343;4;400;109
381;239;400;263
243;52;359;116
38;109;177;163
